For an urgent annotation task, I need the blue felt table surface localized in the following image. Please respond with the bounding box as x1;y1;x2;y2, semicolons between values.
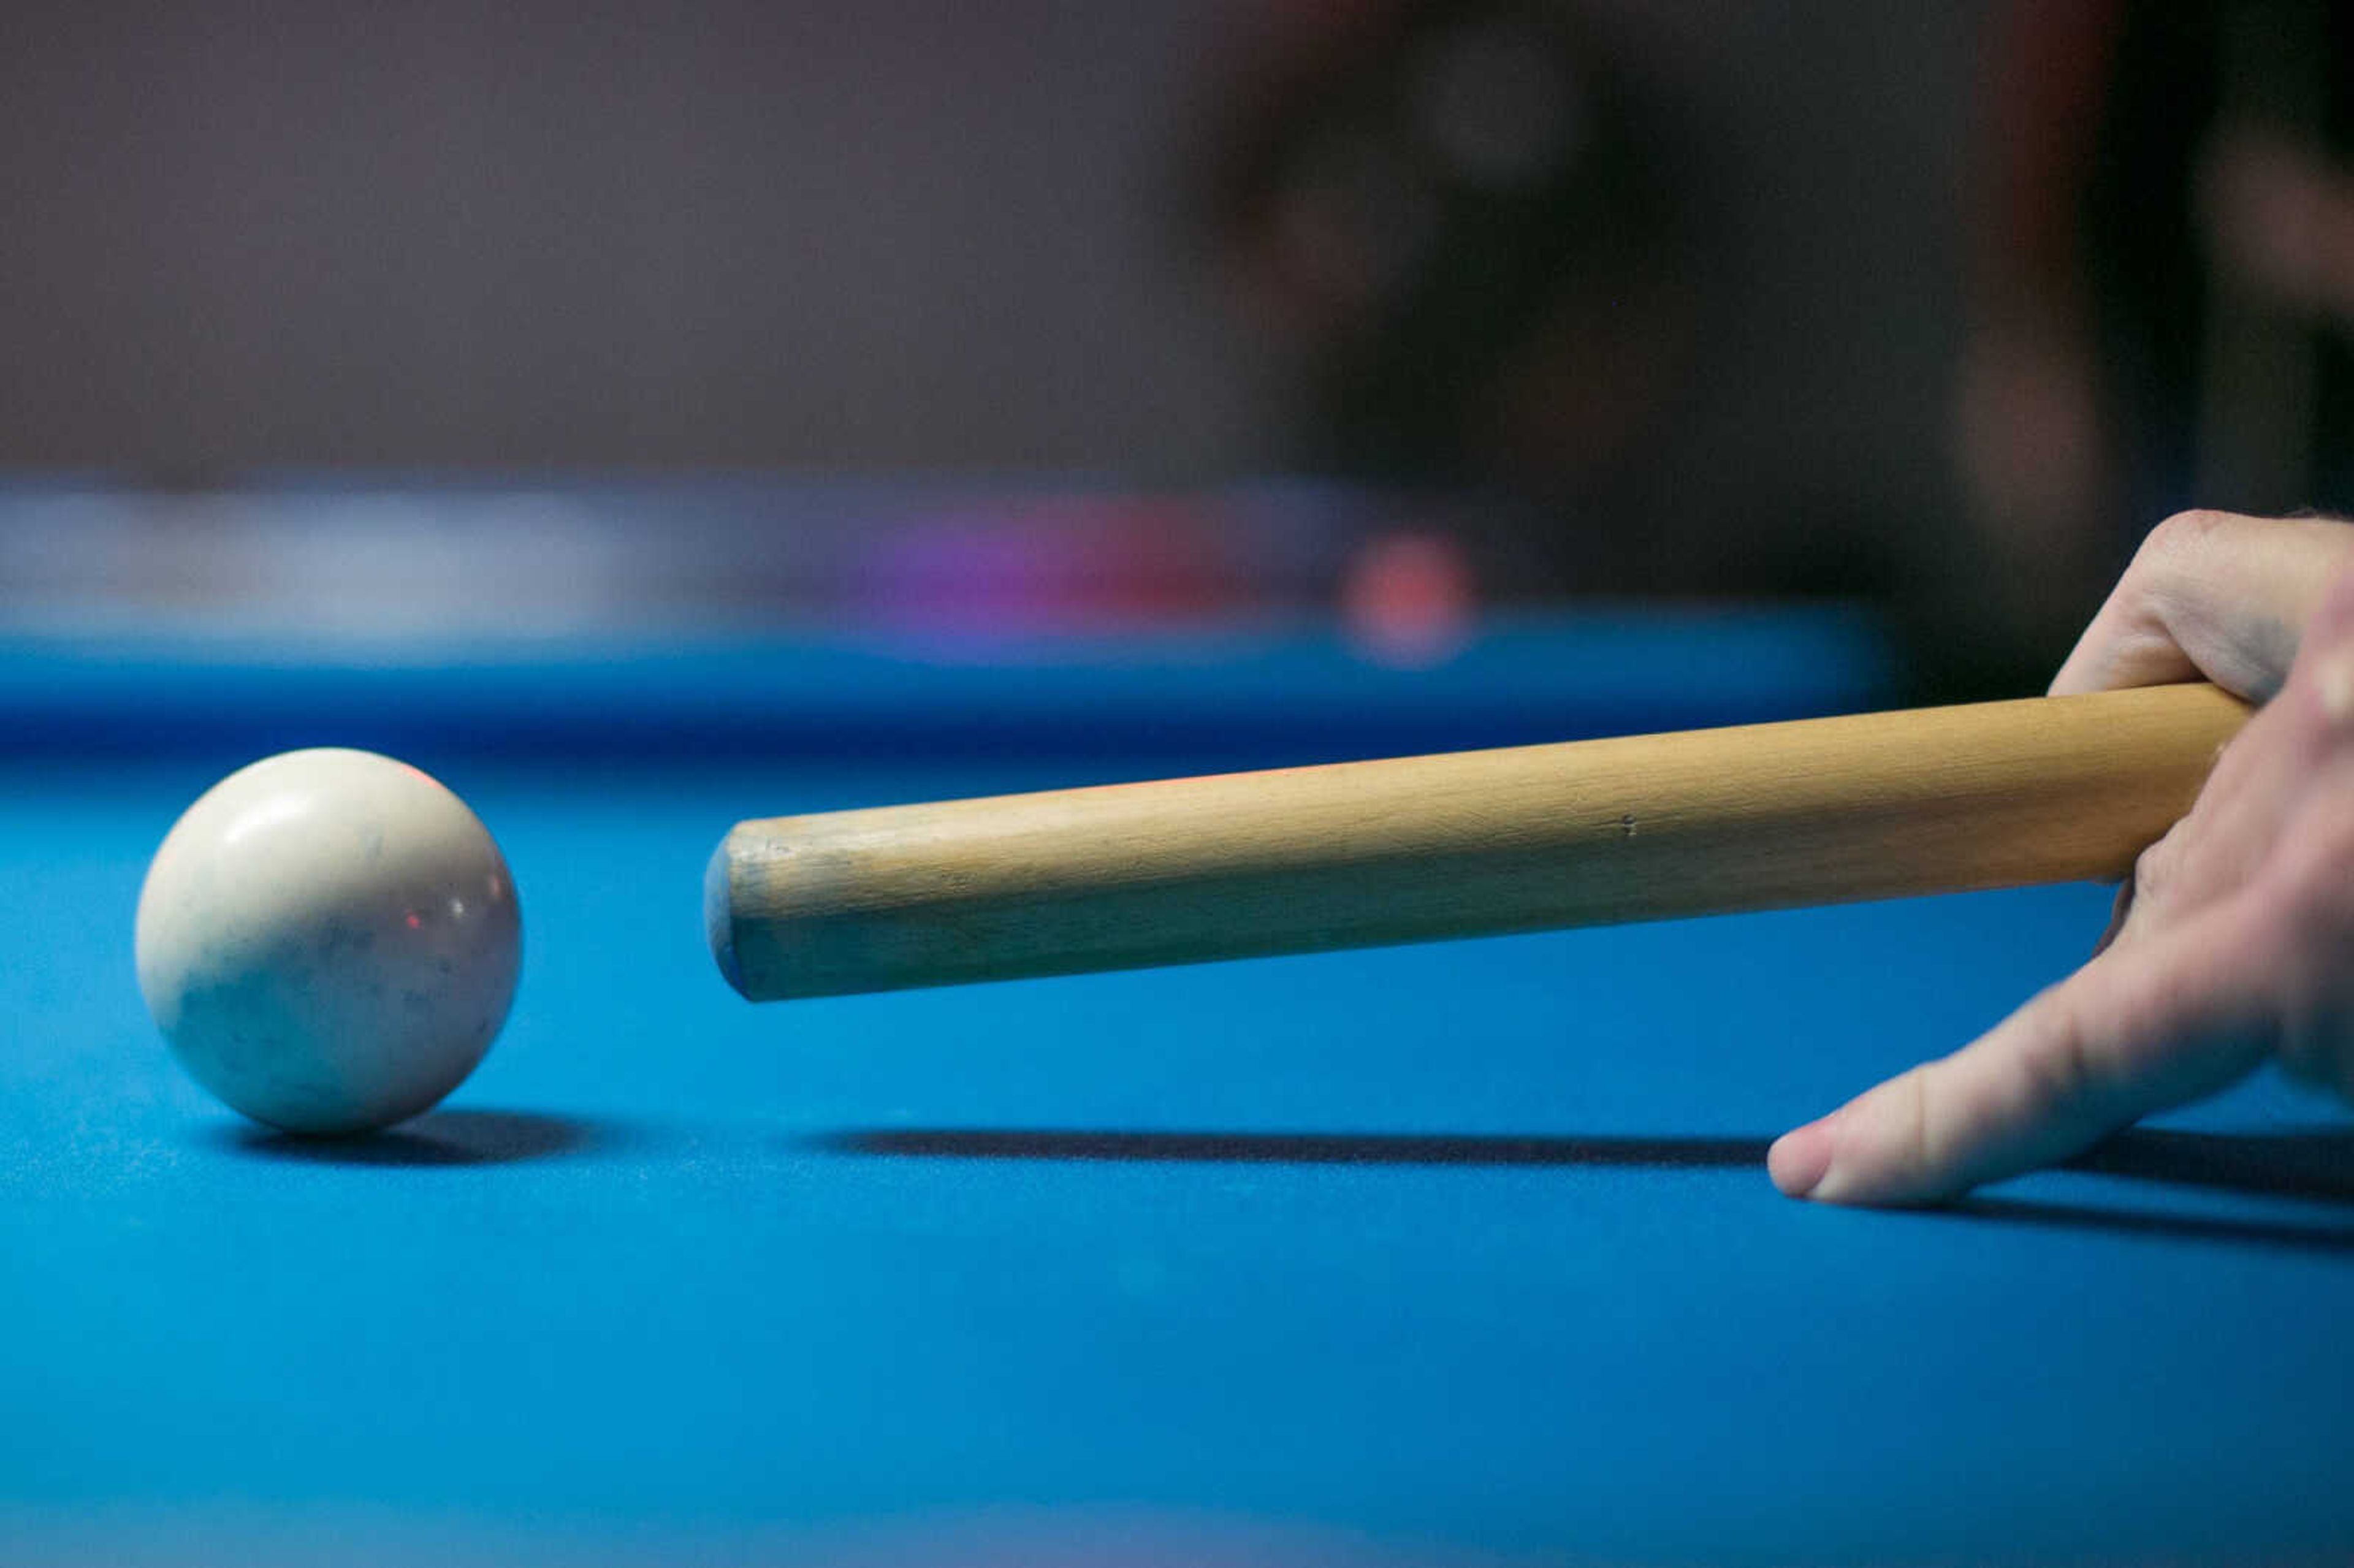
3;614;2350;1567
0;606;1895;761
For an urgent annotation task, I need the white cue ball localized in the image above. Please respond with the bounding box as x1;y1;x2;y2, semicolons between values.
135;748;522;1135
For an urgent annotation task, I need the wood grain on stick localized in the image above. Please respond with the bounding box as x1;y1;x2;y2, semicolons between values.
707;683;2249;1001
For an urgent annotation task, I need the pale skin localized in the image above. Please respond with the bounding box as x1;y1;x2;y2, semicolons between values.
1770;509;2354;1204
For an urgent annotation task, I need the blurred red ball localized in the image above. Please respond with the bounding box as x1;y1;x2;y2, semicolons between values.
1340;528;1476;665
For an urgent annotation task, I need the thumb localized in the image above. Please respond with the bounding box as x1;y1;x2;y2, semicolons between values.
1769;898;2274;1205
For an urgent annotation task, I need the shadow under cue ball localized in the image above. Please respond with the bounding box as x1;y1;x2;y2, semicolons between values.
135;748;523;1135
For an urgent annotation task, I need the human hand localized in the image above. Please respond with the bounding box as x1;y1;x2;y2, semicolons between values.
1770;510;2354;1203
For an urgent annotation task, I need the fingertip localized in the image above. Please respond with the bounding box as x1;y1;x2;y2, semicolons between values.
1768;1118;1836;1199
1777;1078;1951;1207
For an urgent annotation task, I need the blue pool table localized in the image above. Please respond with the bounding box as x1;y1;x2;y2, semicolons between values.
4;609;2350;1567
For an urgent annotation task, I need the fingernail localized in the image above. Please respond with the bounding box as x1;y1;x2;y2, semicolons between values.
1768;1118;1836;1199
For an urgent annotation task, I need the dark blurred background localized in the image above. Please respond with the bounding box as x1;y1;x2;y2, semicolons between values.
3;0;2350;693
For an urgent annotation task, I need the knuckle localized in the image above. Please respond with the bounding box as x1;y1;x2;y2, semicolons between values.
2122;510;2247;615
2131;832;2179;910
2019;997;2095;1118
2138;508;2231;570
1844;1067;1941;1197
1890;1067;1937;1187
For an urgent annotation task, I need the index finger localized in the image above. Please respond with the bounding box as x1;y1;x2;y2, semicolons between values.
2051;511;2354;701
1769;894;2274;1205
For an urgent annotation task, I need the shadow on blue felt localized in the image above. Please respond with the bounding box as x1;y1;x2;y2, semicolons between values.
816;1125;2354;1255
1940;1196;2354;1256
815;1128;1773;1167
2061;1127;2354;1203
1943;1126;2354;1258
211;1108;621;1166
